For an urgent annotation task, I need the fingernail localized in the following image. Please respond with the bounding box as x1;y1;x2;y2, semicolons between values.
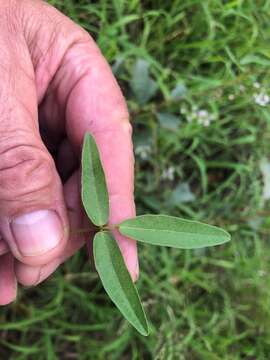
11;210;63;257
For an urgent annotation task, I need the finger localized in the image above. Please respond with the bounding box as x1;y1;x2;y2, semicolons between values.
66;48;138;280
15;257;61;287
15;171;86;286
0;18;69;267
39;37;138;280
0;253;17;305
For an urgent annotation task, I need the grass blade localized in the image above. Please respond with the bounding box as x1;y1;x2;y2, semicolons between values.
119;215;231;249
93;231;149;336
81;133;109;226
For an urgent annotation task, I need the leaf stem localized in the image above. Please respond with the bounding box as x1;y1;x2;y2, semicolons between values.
70;227;98;236
101;224;119;231
69;224;119;236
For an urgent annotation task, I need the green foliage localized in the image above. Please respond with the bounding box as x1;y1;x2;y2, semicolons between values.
2;0;270;359
81;133;109;226
119;215;230;249
93;232;149;336
82;133;228;335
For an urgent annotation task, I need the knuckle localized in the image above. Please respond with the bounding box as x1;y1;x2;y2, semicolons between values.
0;140;55;204
0;0;22;35
121;121;133;135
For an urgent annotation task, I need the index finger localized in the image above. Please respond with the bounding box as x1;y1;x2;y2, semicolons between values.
56;37;138;280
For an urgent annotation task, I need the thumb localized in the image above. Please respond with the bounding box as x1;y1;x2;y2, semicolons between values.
0;33;68;267
0;131;68;267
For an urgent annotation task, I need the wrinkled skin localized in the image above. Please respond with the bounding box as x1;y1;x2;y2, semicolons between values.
0;0;137;305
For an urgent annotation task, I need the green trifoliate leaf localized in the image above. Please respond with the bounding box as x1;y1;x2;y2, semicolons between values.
81;133;109;226
93;231;149;336
119;215;231;249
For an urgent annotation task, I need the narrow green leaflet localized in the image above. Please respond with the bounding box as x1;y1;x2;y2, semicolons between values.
93;231;149;336
119;215;231;249
81;133;109;226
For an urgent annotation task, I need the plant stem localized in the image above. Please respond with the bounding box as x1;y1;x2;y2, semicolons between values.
70;227;98;236
102;224;118;231
69;224;119;236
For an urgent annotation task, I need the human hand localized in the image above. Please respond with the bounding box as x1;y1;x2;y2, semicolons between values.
0;0;138;305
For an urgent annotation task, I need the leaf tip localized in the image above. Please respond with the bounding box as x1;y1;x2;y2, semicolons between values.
135;317;149;336
223;230;231;243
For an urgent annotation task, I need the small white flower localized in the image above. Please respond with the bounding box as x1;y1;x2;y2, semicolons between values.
135;145;151;160
184;106;216;127
161;166;175;181
239;84;246;92
253;92;270;107
197;109;209;119
253;82;261;89
196;109;215;127
228;94;235;101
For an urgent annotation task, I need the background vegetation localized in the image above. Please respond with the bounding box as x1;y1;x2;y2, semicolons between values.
1;1;270;358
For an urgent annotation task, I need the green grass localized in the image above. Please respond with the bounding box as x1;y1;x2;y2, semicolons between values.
2;0;270;358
